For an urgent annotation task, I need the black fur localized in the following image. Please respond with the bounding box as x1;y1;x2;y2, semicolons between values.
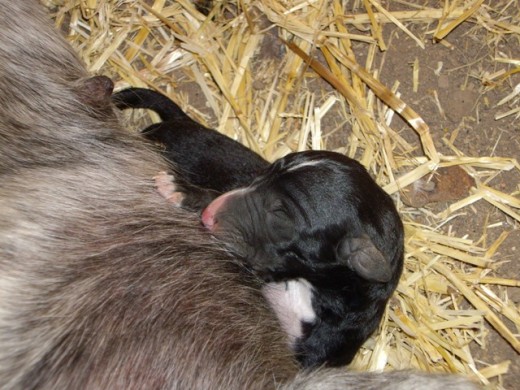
113;87;268;192
114;88;404;369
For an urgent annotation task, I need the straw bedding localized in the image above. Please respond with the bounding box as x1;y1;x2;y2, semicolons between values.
44;1;519;387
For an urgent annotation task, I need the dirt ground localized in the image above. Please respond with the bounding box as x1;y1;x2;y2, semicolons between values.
373;14;520;390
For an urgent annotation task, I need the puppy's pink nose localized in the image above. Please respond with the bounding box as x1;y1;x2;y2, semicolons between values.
201;188;246;231
201;192;229;230
201;206;216;230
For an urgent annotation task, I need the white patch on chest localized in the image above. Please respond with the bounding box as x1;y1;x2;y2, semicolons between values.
262;279;316;345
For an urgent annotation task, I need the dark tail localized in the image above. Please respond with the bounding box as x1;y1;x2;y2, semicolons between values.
112;87;186;122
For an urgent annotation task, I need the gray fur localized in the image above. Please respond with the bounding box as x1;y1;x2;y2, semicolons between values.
283;370;480;390
0;1;478;389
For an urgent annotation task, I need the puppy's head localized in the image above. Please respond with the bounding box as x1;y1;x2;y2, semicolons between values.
202;151;403;283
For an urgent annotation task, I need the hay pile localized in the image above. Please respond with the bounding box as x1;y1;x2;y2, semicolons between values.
46;0;519;387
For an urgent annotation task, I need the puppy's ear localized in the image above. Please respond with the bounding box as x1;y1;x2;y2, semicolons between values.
336;235;391;282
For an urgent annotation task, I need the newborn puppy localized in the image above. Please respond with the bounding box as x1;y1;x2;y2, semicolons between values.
114;88;404;368
113;87;268;209
202;151;404;368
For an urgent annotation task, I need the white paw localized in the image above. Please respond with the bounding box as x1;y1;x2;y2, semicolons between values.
153;171;185;207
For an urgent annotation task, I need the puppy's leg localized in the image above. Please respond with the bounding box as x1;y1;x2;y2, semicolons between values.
154;171;185;206
154;171;220;212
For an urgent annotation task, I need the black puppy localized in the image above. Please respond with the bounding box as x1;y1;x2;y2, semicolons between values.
113;88;404;368
202;151;404;368
113;87;268;210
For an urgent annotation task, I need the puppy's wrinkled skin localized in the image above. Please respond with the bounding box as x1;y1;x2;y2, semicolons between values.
0;1;478;389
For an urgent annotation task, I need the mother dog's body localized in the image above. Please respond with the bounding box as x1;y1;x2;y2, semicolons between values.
0;1;476;389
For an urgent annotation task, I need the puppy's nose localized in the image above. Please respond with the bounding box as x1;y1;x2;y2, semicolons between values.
201;191;230;230
201;206;217;230
201;188;246;231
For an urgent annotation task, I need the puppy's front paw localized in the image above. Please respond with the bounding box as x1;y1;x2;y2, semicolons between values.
153;171;185;207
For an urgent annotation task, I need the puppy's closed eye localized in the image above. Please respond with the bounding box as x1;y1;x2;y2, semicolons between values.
266;200;295;242
336;235;391;283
